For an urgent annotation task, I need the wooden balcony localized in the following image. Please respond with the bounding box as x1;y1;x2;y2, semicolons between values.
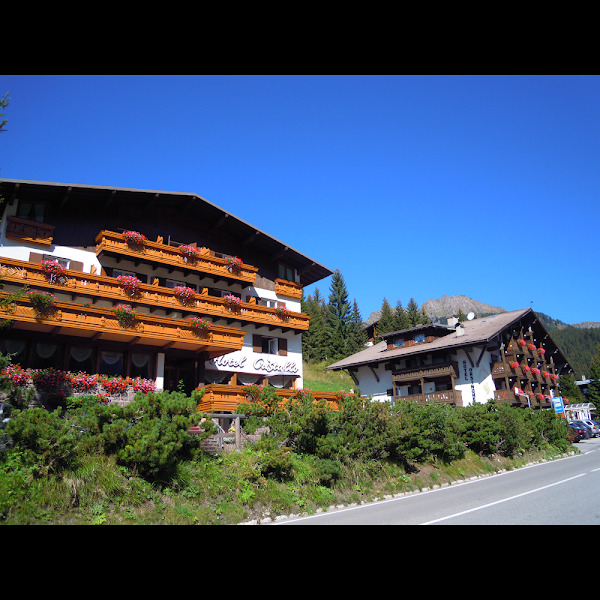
0;256;309;331
392;360;458;383
0;293;244;358
95;230;258;285
395;389;463;407
4;215;55;246
492;362;521;377
196;384;341;413
275;278;303;299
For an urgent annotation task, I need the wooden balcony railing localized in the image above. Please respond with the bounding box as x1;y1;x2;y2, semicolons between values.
5;215;55;246
196;384;341;413
95;230;258;285
392;360;459;382
395;389;463;407
0;293;245;357
0;256;309;331
274;278;303;299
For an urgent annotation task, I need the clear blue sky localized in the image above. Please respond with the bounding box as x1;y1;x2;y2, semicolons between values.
1;74;598;325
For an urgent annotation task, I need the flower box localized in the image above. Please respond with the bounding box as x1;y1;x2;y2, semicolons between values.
227;256;243;272
113;303;138;328
123;230;146;248
173;285;196;304
275;305;291;320
179;244;200;261
116;274;142;297
185;315;212;333
27;289;57;315
40;259;67;283
223;294;241;310
509;361;520;369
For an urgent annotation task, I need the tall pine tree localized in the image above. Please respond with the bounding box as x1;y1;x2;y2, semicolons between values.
377;298;397;337
301;288;328;363
347;299;367;355
325;269;351;361
586;344;600;404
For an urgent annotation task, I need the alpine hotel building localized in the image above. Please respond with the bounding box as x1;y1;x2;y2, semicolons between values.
0;179;333;411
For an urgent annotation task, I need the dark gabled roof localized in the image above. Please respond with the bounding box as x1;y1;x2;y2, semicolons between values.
327;308;571;372
377;323;453;340
0;179;333;287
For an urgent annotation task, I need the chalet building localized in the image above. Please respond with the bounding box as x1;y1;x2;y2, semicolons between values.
0;179;333;411
327;308;572;409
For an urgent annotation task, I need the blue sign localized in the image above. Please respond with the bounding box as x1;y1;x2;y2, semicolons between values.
551;397;564;414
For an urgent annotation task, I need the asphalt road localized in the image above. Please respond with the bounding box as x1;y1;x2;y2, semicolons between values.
272;437;600;525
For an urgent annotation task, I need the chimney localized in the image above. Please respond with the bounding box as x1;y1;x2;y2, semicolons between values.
456;323;465;337
447;316;459;327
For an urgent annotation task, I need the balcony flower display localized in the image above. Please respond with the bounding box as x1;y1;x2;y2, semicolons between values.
40;259;67;283
538;347;546;355
522;365;531;372
113;303;138;328
223;294;241;310
132;377;156;393
178;244;200;262
275;305;291;320
532;368;541;375
173;285;196;304
552;374;559;381
509;361;520;369
242;383;262;401
116;274;141;297
123;230;146;248
185;315;212;333
0;364;31;387
542;371;550;379
32;367;68;391
100;375;129;394
227;255;242;272
517;338;527;347
27;290;57;315
526;343;536;351
68;371;98;392
535;392;544;401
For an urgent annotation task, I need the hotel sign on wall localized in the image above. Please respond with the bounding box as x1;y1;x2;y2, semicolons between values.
207;350;300;377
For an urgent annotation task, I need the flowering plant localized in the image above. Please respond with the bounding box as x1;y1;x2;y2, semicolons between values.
179;244;200;261
227;256;242;271
116;274;141;296
242;384;262;401
40;259;67;282
132;377;156;393
113;303;138;327
552;374;559;381
32;367;68;391
531;368;541;375
535;392;544;400
541;371;550;379
173;285;196;304
68;371;98;392
275;305;291;319
223;294;241;309
0;364;31;387
517;338;527;346
527;343;536;351
538;347;545;355
27;290;57;314
186;315;212;332
123;230;146;247
509;361;519;369
522;365;531;372
100;375;130;393
526;391;535;398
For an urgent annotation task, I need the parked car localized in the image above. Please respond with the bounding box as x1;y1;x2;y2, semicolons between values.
570;421;591;439
582;420;600;437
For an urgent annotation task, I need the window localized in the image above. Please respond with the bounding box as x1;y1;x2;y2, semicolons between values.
393;338;404;348
43;254;70;268
278;263;294;281
253;335;287;356
18;201;47;223
99;351;124;376
414;333;425;344
260;299;278;308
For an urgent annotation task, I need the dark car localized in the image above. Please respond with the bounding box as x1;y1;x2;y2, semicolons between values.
568;423;584;443
570;421;591;440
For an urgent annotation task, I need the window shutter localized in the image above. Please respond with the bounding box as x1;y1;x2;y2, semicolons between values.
253;335;262;353
278;337;287;356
